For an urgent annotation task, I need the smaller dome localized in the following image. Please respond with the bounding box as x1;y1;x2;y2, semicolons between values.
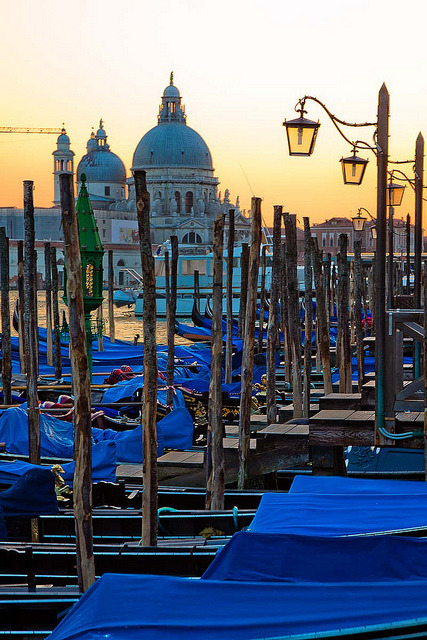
77;151;126;183
163;84;180;98
87;132;97;151
57;128;70;145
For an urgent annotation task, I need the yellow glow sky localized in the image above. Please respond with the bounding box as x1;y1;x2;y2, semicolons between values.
1;0;426;225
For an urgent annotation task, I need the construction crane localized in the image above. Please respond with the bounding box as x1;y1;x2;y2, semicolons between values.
0;126;64;134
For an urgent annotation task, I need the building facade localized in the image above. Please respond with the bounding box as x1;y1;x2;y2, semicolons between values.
1;75;251;285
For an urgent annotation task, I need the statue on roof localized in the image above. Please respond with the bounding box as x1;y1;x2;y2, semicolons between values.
170;71;174;85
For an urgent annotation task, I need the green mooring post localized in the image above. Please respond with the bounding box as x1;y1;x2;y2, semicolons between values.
63;173;104;373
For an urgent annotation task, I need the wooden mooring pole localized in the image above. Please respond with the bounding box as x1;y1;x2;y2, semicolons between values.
281;241;292;384
238;243;249;339
23;181;40;467
303;218;313;418
311;238;333;394
108;250;115;344
424;260;427;480
0;228;12;405
17;241;26;374
266;205;282;424
337;234;351;393
134;169;158;546
193;270;200;310
166;236;178;406
206;215;225;509
354;237;364;391
284;213;302;417
59;173;95;592
257;246;267;355
238;198;262;489
225;210;235;384
50;247;62;380
44;243;53;366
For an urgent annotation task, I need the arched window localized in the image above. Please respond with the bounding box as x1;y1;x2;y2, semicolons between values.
175;191;181;213
185;191;193;214
182;232;202;244
117;259;125;267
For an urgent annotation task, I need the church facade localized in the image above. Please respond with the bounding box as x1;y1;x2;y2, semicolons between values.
1;75;251;284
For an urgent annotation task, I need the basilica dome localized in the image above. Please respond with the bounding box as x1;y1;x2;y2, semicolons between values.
132;76;213;171
77;120;126;184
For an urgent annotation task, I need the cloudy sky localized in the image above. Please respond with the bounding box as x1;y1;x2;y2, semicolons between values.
1;0;426;224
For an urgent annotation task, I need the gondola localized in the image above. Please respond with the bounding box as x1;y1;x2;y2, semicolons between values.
191;298;205;327
204;295;213;319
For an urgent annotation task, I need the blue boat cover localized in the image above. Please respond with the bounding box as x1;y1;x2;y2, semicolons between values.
49;572;427;640
0;442;117;486
203;531;427;582
0;407;75;458
289;474;427;494
0;405;192;464
91;408;193;462
0;467;58;517
347;446;424;473
249;492;427;536
61;441;117;485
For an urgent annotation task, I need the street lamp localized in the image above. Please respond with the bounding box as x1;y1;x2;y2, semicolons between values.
352;209;367;232
386;175;405;309
283;105;320;156
387;181;405;207
283;87;389;437
341;149;369;186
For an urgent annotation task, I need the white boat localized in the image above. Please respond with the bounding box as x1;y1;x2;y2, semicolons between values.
130;246;272;318
123;246;306;318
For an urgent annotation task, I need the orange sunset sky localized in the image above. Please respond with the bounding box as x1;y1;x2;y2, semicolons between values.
1;0;426;226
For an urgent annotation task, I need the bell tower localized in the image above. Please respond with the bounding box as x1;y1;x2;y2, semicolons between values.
53;128;74;204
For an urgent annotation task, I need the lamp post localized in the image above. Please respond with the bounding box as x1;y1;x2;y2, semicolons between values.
406;213;411;295
352;210;366;391
283;85;389;434
386;177;406;308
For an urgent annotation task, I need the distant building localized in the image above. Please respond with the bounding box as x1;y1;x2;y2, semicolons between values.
310;216;416;257
1;75;251;286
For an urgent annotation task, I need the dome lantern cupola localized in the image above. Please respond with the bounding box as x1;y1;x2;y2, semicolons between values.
96;119;110;149
77;119;126;202
158;72;186;125
52;127;74;205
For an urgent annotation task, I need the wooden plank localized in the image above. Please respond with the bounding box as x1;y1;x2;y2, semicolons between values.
310;409;355;422
309;422;375;446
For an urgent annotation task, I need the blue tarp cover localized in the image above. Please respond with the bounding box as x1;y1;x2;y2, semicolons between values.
0;468;58;517
289;474;427;494
49;572;427;640
92;408;193;462
203;531;427;582
0;405;193;464
0;443;116;486
249;492;427;536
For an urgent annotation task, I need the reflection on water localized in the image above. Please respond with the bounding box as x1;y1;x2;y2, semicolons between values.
9;291;192;347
